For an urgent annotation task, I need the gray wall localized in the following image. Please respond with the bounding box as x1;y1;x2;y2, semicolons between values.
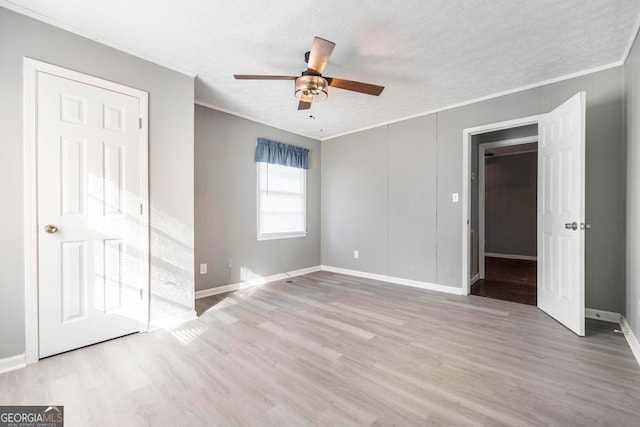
474;125;539;144
624;33;640;343
322;67;625;313
322;115;438;281
485;152;537;257
0;7;195;360
194;106;321;291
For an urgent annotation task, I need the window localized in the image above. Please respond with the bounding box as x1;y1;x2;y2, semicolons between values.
257;162;307;240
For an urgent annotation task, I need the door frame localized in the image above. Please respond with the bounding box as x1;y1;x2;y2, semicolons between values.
478;136;538;280
23;58;150;364
461;115;540;294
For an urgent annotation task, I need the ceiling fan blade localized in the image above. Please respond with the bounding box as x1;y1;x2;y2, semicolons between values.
307;37;335;74
298;100;312;110
234;75;297;80
327;78;384;96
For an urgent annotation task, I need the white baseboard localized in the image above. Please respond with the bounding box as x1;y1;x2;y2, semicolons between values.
320;265;464;296
620;316;640;367
149;310;198;330
470;274;479;285
485;252;537;261
0;353;26;375
195;265;322;299
585;308;621;323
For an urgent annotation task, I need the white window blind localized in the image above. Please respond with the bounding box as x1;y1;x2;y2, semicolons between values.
257;162;307;240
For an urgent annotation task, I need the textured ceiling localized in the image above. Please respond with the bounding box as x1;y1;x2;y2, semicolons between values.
5;0;640;140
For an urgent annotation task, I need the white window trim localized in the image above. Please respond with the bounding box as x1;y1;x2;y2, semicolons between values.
256;162;308;241
257;231;308;241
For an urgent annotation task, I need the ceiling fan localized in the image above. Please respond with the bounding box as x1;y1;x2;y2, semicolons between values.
234;37;384;110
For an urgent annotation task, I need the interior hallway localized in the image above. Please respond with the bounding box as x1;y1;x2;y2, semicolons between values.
471;257;537;305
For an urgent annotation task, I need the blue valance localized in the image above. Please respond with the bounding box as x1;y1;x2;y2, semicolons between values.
255;137;309;169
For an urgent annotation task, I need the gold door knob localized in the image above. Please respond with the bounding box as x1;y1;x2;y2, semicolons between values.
44;224;58;234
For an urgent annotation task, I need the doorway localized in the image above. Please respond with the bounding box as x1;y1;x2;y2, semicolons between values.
470;129;538;305
23;58;150;363
461;92;587;336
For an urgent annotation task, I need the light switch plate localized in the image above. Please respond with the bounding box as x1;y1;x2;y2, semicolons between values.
452;193;459;203
199;263;207;275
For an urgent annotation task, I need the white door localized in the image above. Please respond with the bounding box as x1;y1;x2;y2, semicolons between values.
537;92;586;336
37;71;144;357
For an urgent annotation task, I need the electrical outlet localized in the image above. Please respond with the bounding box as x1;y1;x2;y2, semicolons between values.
227;259;233;269
199;263;207;275
354;250;359;259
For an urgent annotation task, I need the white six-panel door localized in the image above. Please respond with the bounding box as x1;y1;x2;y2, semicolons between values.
37;71;144;357
537;92;586;336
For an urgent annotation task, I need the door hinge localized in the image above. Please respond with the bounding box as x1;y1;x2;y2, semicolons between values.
139;118;142;129
140;203;143;215
140;288;143;300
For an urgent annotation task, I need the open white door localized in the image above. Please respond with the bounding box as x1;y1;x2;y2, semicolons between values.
537;92;586;336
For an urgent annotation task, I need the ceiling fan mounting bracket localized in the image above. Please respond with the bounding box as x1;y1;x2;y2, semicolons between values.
301;70;322;77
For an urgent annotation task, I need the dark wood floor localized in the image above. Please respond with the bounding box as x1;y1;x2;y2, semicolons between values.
471;257;537;305
2;271;639;425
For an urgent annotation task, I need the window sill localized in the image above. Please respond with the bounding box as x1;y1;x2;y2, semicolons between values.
257;232;307;241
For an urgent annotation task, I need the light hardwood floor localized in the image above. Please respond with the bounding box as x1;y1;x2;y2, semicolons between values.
1;271;639;426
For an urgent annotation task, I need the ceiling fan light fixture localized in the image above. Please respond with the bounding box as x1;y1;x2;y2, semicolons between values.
294;75;328;103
